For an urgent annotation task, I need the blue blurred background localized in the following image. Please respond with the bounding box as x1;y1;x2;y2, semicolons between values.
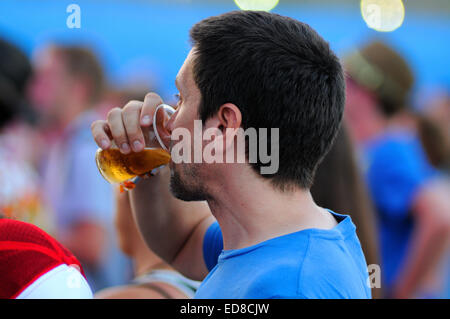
1;0;449;107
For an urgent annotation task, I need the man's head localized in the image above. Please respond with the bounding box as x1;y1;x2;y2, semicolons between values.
28;45;104;125
168;11;345;200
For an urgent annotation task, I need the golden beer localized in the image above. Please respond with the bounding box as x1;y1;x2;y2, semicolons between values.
95;148;171;184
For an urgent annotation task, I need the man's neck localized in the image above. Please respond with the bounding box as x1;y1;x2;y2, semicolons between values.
206;167;337;251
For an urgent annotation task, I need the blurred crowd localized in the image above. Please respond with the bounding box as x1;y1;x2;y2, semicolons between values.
0;40;137;293
0;31;449;298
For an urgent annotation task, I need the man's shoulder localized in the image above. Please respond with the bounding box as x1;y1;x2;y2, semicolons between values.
231;251;307;298
201;215;370;298
227;233;313;298
198;236;309;298
297;230;371;298
232;236;367;298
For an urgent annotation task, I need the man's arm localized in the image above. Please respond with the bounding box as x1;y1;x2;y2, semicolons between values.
129;167;214;281
392;180;450;298
91;93;215;281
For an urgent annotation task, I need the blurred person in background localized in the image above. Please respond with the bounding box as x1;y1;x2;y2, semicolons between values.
311;123;382;299
420;91;450;173
27;45;130;292
419;89;450;297
95;187;200;299
345;41;450;298
0;213;93;299
0;37;50;230
0;39;93;298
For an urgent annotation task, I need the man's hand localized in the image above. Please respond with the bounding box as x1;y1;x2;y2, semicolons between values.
90;93;214;281
91;93;164;153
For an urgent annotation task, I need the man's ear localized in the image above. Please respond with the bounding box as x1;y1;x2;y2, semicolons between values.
218;103;242;150
217;103;242;132
203;103;242;150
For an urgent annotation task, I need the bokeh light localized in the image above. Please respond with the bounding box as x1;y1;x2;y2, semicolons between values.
234;0;279;12
361;0;405;32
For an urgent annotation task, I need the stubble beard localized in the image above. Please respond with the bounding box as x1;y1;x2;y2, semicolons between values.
169;163;210;202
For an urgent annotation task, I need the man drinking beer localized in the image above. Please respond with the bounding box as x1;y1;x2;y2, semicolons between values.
91;11;371;298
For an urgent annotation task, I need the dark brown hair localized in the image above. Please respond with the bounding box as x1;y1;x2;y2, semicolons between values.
190;11;345;190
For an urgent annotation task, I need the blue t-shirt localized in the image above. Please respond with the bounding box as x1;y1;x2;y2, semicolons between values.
196;211;371;299
363;130;437;289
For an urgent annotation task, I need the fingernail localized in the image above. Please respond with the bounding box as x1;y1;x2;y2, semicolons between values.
101;139;110;149
121;143;130;153
141;115;151;125
133;140;143;151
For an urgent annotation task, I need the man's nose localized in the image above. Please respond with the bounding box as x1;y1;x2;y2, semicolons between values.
165;108;179;136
